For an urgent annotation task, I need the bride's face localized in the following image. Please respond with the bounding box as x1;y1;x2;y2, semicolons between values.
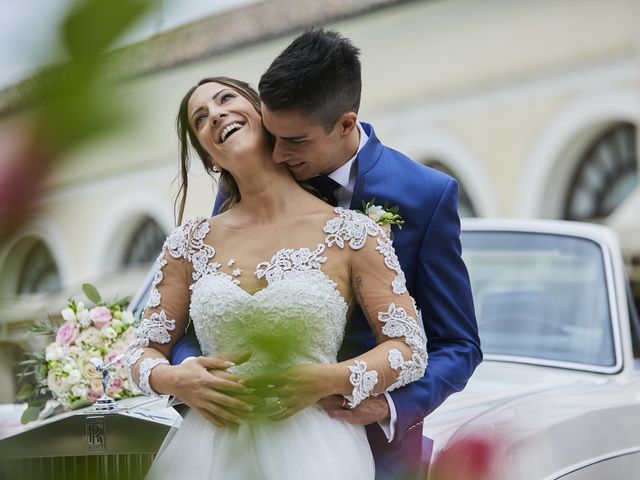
187;82;267;173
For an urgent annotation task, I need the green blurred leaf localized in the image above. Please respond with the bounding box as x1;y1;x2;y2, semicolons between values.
31;317;59;337
16;383;35;401
82;283;102;304
70;399;93;410
62;0;153;63
20;405;43;424
114;295;131;308
18;359;38;366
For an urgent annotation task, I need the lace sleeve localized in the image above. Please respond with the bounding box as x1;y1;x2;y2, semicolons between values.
123;219;204;396
325;208;427;407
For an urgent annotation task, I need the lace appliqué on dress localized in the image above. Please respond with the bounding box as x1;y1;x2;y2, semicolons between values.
136;310;176;345
324;208;382;250
148;219;215;309
347;360;379;409
375;237;407;295
256;244;327;284
379;304;428;391
138;357;169;396
147;254;167;308
124;309;176;391
324;208;407;294
124;346;144;390
187;219;221;282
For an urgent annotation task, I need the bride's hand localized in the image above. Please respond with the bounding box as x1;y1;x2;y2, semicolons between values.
243;364;339;421
152;352;260;429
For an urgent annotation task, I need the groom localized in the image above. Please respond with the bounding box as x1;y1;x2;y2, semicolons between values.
171;28;481;479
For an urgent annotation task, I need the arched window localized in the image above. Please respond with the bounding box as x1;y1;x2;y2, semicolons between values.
427;161;477;217
16;241;62;295
120;217;166;267
564;123;638;221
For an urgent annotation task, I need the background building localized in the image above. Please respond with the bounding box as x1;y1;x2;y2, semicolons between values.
0;0;638;402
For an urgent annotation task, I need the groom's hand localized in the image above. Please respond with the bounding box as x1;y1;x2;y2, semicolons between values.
319;395;390;425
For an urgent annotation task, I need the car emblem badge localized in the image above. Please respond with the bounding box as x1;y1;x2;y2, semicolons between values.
86;416;106;453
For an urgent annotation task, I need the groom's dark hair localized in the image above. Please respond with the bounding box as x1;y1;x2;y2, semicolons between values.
259;27;361;132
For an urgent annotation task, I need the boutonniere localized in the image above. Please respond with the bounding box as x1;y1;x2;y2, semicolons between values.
361;198;404;236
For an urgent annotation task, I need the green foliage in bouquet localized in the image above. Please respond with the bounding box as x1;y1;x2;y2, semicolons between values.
17;284;139;424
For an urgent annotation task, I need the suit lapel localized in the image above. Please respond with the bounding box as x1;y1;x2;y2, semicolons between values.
350;122;384;210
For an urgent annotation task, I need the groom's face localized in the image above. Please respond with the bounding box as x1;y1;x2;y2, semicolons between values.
261;104;348;181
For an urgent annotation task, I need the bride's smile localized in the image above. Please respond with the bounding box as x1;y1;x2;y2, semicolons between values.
187;82;271;175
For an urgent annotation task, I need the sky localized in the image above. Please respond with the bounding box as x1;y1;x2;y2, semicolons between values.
0;0;260;89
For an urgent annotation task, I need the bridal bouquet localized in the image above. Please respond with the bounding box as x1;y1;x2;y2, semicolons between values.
17;284;140;423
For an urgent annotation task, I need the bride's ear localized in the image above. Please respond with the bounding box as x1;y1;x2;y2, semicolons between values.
204;153;220;173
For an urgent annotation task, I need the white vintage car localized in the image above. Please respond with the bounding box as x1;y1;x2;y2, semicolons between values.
426;219;640;480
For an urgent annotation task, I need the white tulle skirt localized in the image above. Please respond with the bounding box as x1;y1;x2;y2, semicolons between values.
145;405;375;479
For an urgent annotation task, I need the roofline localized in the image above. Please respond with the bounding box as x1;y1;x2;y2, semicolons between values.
0;0;419;116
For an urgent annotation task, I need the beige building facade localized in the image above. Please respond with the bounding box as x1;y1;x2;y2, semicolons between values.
1;0;639;401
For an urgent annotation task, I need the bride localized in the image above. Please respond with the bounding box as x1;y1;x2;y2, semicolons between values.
124;77;427;479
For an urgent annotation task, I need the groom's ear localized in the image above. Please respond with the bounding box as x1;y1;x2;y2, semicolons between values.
337;111;358;138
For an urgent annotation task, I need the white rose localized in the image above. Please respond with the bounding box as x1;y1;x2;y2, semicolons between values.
72;384;88;398
77;309;91;328
366;205;385;221
66;369;82;385
121;310;135;325
61;308;77;323
100;327;117;339
45;343;65;361
48;371;71;396
111;319;123;331
77;327;101;347
76;302;85;312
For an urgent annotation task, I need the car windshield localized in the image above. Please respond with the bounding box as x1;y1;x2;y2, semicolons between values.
461;230;616;367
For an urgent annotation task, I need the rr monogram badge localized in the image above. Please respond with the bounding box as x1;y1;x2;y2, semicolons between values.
86;416;106;452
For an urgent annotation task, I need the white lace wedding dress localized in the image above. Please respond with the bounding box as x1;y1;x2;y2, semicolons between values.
124;208;427;480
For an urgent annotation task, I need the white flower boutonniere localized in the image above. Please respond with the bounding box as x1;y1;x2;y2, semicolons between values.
362;198;404;236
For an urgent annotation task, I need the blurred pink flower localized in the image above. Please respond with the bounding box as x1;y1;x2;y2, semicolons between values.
87;390;101;401
55;322;79;346
431;435;498;480
104;352;124;366
89;306;112;329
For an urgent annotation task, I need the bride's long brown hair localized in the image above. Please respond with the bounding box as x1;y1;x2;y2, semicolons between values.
175;77;262;225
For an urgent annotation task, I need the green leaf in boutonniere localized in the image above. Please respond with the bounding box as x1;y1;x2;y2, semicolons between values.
361;198;405;235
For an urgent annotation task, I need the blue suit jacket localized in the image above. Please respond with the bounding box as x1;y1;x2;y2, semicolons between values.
171;122;482;479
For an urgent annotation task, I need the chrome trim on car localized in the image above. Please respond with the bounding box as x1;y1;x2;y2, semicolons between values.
543;445;640;479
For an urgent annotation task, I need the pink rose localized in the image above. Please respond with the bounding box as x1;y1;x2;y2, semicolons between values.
89;306;112;329
56;322;79;345
87;390;101;401
104;352;124;366
111;377;123;389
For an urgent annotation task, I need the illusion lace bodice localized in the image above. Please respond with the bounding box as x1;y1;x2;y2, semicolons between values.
125;208;427;408
190;267;348;374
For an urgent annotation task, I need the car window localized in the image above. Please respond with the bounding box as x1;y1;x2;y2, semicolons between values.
461;231;616;367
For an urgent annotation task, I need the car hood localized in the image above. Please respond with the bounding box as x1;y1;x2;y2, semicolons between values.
423;360;640;479
424;360;614;448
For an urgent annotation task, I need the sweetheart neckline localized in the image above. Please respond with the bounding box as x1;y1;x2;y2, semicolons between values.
199;270;350;310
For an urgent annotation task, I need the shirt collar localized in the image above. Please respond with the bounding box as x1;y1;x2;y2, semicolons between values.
328;122;368;189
